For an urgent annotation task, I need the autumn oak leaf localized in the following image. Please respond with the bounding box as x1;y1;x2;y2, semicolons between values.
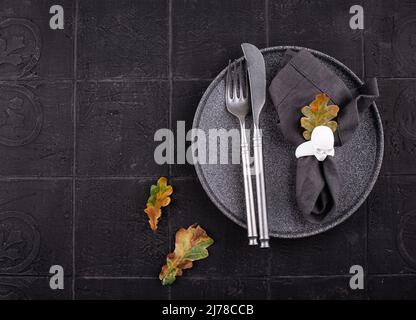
160;224;214;285
300;93;340;140
144;177;173;231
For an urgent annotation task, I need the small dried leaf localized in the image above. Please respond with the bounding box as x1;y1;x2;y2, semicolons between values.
300;117;314;132
159;224;214;285
326;105;340;116
144;177;173;231
303;130;311;140
301;105;314;118
144;206;161;231
326;120;338;132
300;93;340;140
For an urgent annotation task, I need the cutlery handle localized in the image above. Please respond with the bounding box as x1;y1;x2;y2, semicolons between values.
253;125;269;248
240;121;258;245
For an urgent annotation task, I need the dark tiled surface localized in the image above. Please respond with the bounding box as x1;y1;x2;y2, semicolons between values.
368;275;416;300
171;80;211;177
368;176;416;274
269;207;366;276
0;277;72;300
0;0;414;300
75;179;169;277
0;82;73;177
172;0;267;79
365;0;416;78
0;180;72;276
270;276;367;300
376;80;416;175
0;0;74;79
76;81;169;177
169;178;271;278
75;278;168;300
77;0;168;79
171;278;269;300
269;0;364;77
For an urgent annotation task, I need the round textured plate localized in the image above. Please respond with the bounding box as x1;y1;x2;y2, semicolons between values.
192;46;384;238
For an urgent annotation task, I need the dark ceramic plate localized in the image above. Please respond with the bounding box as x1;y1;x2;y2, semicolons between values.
192;46;383;238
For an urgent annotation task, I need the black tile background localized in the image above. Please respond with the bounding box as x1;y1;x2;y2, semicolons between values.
0;0;415;300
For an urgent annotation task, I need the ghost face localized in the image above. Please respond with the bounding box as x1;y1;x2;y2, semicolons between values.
295;125;335;161
311;126;335;161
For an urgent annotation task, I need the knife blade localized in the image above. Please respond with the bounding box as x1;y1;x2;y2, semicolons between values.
241;43;266;127
241;43;270;248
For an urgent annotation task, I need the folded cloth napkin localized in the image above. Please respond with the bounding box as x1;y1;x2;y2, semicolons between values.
268;49;379;223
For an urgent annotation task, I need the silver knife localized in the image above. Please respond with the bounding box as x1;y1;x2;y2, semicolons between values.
241;43;269;248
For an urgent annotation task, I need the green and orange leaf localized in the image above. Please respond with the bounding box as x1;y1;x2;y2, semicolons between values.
160;224;214;285
300;93;340;140
144;177;173;231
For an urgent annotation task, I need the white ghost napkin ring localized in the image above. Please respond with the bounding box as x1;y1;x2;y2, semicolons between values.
296;125;335;161
297;93;339;161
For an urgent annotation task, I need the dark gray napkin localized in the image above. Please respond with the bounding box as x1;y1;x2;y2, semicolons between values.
268;49;379;223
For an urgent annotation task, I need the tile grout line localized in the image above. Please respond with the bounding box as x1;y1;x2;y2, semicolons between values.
363;2;368;282
0;177;73;181
0;273;413;280
168;0;173;181
5;76;412;82
0;79;74;83
172;77;213;82
168;0;173;301
72;0;79;301
0;175;199;181
75;78;169;82
3;172;416;181
381;173;416;177
71;273;416;281
363;3;368;285
0;78;214;83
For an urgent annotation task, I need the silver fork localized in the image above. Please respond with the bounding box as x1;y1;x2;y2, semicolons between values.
225;60;258;246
